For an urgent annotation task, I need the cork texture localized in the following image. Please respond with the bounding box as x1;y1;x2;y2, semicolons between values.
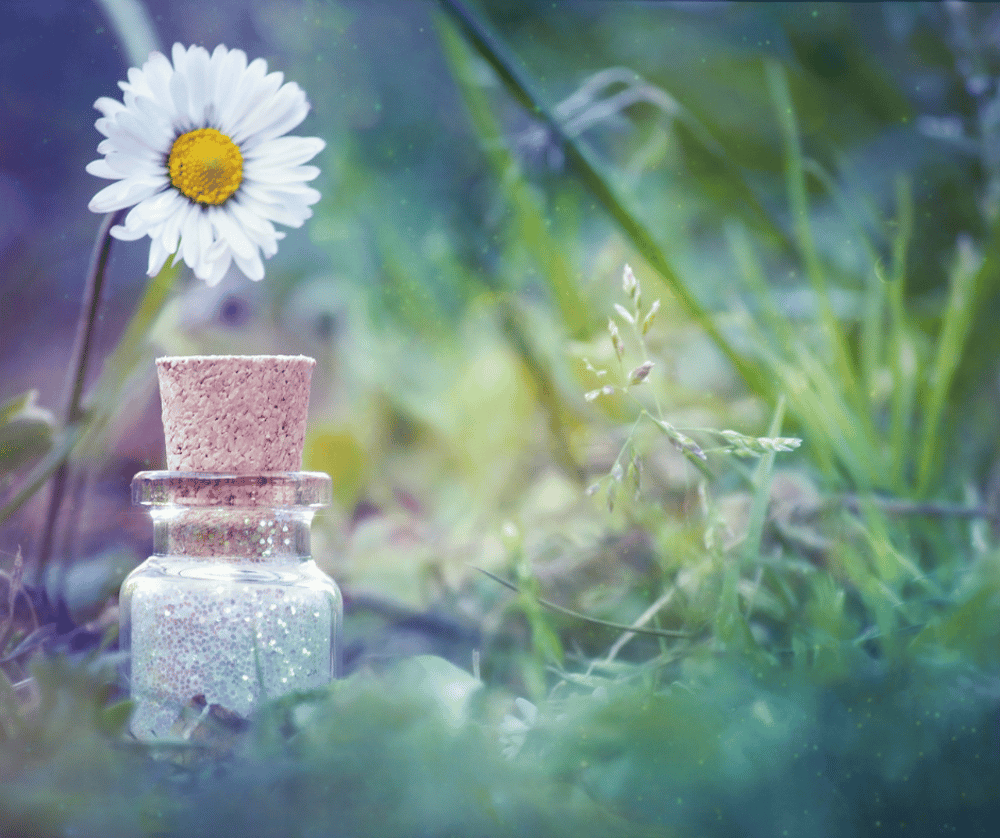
156;355;315;473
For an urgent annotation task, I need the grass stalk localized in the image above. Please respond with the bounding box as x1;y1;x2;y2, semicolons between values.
741;396;787;563
474;567;692;640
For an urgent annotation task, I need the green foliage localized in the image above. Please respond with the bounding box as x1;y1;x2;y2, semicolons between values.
0;657;149;838
0;391;55;479
1;656;658;838
4;650;1000;837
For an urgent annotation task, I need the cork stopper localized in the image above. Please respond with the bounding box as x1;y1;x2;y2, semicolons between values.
156;355;315;473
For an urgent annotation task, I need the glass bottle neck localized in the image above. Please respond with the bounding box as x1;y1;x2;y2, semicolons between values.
150;507;316;562
134;471;331;564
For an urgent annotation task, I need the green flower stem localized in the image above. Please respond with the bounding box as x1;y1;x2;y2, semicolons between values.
34;209;125;584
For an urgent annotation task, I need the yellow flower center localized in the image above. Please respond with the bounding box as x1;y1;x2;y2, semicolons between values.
167;128;243;205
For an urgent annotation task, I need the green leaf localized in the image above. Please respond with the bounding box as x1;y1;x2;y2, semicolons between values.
98;699;134;738
0;391;36;427
0;390;55;476
0;423;82;527
0;667;21;740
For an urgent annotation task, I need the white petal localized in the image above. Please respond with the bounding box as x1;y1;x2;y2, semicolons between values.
243;135;325;166
209;206;256;260
220;65;282;137
227;203;280;257
202;45;228;124
217;56;271;132
129;189;182;228
101;123;167;161
142;52;176;116
229;199;279;241
243;179;320;204
230;79;298;140
232;82;307;146
86;159;118;179
112;194;173;240
110;223;148;241
118;198;159;233
202;251;232;286
211;48;250;126
131;93;174;133
110;110;173;152
233;248;265;281
103;150;165;179
180;205;205;270
159;197;192;256
94;96;126;118
123;66;145;94
184;45;211;125
192;212;218;277
147;234;171;276
236;190;311;228
194;236;233;284
171;43;189;75
169;67;192;133
94;117;115;138
209;48;243;126
160;193;190;253
89;177;166;212
244;163;321;184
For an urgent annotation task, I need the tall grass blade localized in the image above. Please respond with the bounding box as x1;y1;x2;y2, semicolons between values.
916;236;982;492
885;178;916;492
435;0;770;395
765;61;871;440
741;396;787;563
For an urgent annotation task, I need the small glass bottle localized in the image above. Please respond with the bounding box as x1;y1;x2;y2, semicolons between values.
120;470;341;740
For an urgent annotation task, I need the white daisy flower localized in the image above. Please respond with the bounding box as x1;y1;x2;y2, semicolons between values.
86;43;325;285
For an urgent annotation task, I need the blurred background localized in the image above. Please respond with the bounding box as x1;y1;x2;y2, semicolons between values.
1;0;999;673
8;5;1000;835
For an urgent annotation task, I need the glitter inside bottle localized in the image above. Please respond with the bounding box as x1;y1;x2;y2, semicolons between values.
120;471;341;740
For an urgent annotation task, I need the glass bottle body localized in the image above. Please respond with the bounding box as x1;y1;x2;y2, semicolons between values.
120;472;340;740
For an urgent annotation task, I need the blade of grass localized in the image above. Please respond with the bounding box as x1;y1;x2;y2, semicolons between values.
741;395;787;563
726;222;842;478
435;11;589;337
725;221;797;355
800;157;887;408
885;178;917;492
434;0;771;397
766;61;874;457
719;395;787;658
858;503;941;596
472;567;693;640
794;350;882;481
436;0;794;251
915;234;981;493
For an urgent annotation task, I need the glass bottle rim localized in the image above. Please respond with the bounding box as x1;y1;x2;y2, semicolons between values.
132;471;332;508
